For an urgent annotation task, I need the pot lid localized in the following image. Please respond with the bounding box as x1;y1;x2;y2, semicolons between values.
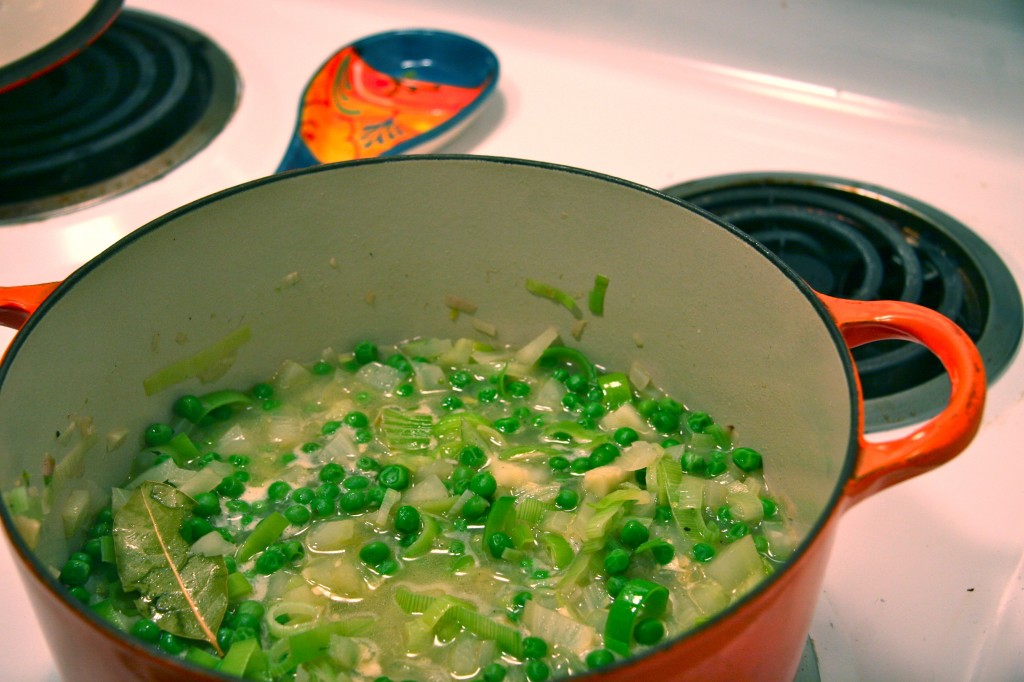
0;0;122;93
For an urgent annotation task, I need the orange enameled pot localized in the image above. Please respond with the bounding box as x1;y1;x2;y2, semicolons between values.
0;157;984;681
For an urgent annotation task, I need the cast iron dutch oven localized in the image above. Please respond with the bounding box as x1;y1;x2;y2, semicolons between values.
0;157;984;680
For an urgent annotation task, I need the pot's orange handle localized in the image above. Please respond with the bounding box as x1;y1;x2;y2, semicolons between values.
817;293;986;506
0;283;60;330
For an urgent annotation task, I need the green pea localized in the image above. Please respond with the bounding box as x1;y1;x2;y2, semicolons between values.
385;353;412;374
319;463;345;483
394;505;421;535
339;490;365;513
321;420;342;435
267;481;292;501
548;455;570;471
173;395;204;422
651;541;675;565
492;417;520;434
158;631;187;655
508;381;531;398
692;542;716;562
343;475;370;490
216;476;245;499
378;464;411;491
554;488;579;511
353;427;374;444
761;496;778;518
650;409;680;433
680;451;706;475
732;447;763;472
353;341;378;365
441;395;464;410
459;445;487;468
59;558;91;586
310;497;335;517
395;383;415;397
144;423;174;447
460;495;490;520
633;617;666;646
251;383;274;400
619;519;650;549
485;531;513;559
284;504;311;526
602;573;626;593
468;471;497;499
130;618;161;643
590;443;620;467
290;487;315;505
604;548;630;575
359;541;391;567
356;456;381;471
478;387;498;403
312;360;334;376
564;374;588;393
582;402;606;419
344;411;370;428
525;660;550;682
481;663;507;682
255;547;286;574
569;456;592;474
613;427;639;447
449;370;473;388
192;492;221;518
522;636;548;659
561;393;581;411
686;411;714;433
586;648;615;669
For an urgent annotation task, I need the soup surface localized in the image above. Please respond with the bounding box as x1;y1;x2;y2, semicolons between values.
32;331;795;681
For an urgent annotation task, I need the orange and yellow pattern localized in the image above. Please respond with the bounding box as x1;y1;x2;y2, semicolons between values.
299;46;489;162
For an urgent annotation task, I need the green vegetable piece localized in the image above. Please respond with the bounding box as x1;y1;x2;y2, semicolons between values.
235;511;288;562
113;482;228;655
598;372;631;410
538;346;598;385
588;274;610;316
525;660;550;682
525;278;582;318
603;578;669;656
487;531;514;559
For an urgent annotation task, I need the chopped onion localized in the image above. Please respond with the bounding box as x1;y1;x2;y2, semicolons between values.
613;441;662;472
356;361;403;393
514;326;559;366
628;360;652;391
374;488;402;527
522;600;596;654
191;530;236;557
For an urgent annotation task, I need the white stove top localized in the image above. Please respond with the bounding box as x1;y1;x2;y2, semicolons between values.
2;1;1022;679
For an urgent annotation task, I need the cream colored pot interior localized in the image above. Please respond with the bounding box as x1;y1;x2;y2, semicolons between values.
0;157;855;570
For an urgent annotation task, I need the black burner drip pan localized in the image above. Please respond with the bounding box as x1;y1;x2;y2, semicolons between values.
663;172;1022;431
0;10;239;222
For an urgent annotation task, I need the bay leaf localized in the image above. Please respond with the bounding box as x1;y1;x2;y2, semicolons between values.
113;481;228;654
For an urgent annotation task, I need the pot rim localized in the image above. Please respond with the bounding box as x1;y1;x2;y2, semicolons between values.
0;154;861;679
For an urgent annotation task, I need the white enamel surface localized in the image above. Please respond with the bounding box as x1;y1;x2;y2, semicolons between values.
0;1;1022;680
0;0;99;67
